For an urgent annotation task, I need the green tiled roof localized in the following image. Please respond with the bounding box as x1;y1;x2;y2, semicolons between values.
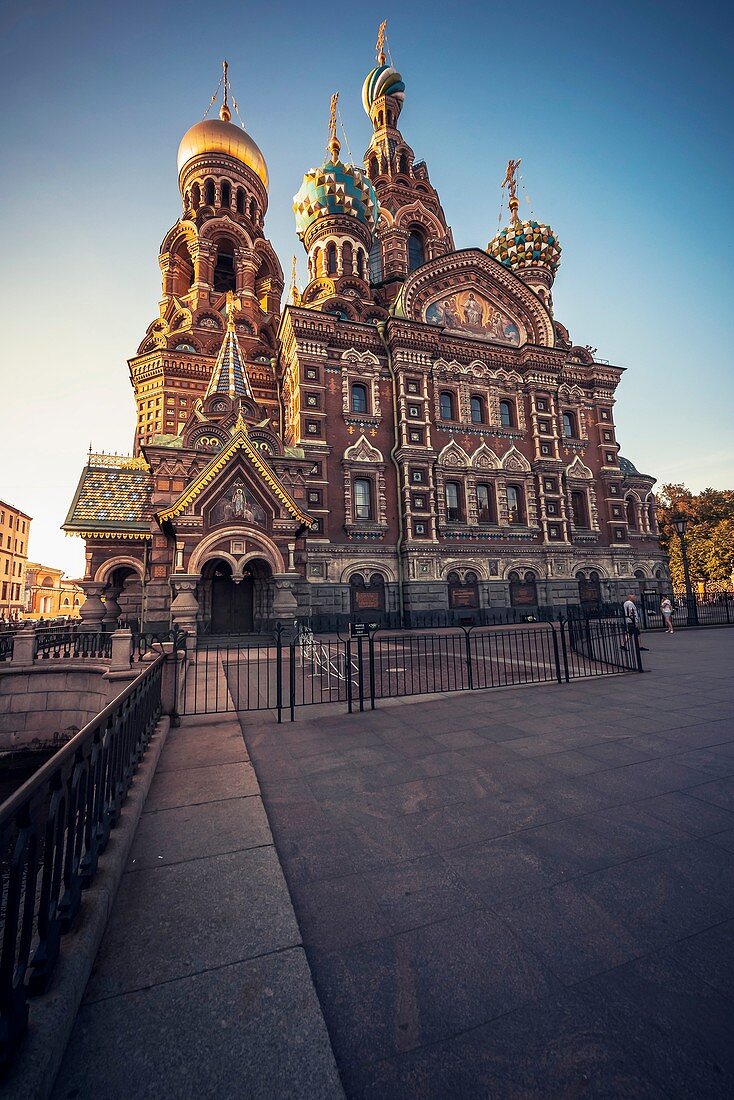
63;465;155;533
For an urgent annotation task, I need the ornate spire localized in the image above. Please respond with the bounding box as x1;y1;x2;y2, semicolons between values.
205;292;253;400
327;92;341;162
502;158;521;225
376;19;387;65
290;256;301;305
219;59;231;122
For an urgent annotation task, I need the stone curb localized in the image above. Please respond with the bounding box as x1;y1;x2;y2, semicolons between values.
2;715;172;1100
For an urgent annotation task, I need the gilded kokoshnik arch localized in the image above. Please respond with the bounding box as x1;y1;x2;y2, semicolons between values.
64;28;667;635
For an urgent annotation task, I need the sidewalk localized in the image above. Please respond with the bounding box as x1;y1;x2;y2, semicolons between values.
51;713;343;1100
242;629;734;1098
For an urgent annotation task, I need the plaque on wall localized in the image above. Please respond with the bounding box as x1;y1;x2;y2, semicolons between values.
510;582;537;606
353;588;383;611
449;585;479;609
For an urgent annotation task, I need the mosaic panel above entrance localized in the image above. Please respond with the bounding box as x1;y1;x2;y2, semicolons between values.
425;290;521;345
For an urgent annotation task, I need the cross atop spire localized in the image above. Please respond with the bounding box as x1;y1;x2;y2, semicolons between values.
376;19;387;65
220;59;231;122
205;295;253;401
502;158;522;224
327;92;341;162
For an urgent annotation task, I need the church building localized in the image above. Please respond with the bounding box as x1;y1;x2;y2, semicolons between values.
63;30;667;635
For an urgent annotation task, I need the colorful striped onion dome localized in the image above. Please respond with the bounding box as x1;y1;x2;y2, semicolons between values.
488;219;562;275
293;159;379;241
362;64;405;114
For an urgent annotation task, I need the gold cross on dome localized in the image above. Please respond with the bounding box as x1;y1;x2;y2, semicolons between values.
501;158;521;203
376;20;387;65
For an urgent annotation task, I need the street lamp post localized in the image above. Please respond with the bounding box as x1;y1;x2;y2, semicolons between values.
672;513;698;627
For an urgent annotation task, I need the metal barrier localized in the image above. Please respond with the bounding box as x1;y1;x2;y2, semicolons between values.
0;636;13;664
181;617;641;722
33;631;112;661
0;654;164;1073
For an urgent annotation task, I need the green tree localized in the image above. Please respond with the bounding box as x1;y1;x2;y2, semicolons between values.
657;484;734;593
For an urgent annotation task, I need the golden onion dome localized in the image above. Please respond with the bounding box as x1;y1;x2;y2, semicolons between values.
177;117;269;190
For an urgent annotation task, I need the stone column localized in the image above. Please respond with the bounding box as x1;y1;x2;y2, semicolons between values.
108;628;132;673
271;573;300;623
78;582;107;629
103;585;122;631
170;575;200;639
11;626;36;666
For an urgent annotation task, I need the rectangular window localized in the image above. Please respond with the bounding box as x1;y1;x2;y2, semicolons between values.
571;491;588;528
506;485;524;524
445;481;463;522
476;484;495;524
354;478;372;520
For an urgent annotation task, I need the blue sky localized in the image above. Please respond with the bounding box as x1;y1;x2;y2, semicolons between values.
1;0;732;576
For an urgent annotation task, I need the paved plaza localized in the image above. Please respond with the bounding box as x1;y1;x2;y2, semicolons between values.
244;629;734;1098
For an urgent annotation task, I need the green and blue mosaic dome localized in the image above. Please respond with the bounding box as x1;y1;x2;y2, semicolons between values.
362;64;405;114
488;219;562;276
293;160;379;241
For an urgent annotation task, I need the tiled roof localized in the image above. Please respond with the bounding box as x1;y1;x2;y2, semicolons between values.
63;465;155;533
205;327;253;400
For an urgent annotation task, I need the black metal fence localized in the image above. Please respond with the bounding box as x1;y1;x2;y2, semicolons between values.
0;655;164;1073
0;636;12;664
181;617;642;722
640;592;733;630
34;630;112;661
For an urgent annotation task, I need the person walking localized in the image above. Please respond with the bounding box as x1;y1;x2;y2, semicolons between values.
622;593;649;651
661;596;674;634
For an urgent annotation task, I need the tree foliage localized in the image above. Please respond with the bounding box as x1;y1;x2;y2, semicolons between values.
656;484;734;592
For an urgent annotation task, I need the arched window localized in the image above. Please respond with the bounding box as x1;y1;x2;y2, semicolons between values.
509;570;538;608
342;241;353;275
476;484;495;524
368;156;379;178
204;179;216;206
499;400;514;428
62;597;70;607
41;576;53;588
647;499;656;532
356;249;365;280
191;182;201;210
562;411;576;439
351;383;368;414
439;392;455;420
249;197;257;222
445;481;462;522
312;247;321;279
407;230;425;271
236;187;245;214
326;242;337;275
571;491;588;528
369;239;383;283
626;496;638;529
470;396;485;424
397;152;408;174
213;241;236;293
354;478;372;520
506;485;524;524
220;180;231;209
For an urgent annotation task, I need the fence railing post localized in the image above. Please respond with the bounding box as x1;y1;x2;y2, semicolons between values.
726;592;731;626
558;616;570;682
275;624;283;724
368;634;376;709
549;622;562;684
356;636;365;712
346;638;353;714
464;627;474;691
632;630;644;673
289;636;296;723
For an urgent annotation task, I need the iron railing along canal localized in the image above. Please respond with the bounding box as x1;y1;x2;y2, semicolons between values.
0;655;164;1073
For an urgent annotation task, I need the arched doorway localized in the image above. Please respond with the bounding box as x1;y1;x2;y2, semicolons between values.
210;560;254;634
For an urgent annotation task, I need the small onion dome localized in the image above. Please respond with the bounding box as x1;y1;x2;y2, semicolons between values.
293;160;379;241
362;64;405;115
177;118;269;189
488;219;562;275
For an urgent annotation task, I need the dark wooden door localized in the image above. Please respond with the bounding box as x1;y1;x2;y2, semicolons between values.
211;574;254;634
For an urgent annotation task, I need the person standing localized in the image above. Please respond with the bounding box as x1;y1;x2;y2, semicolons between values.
622;593;649;651
661;596;674;634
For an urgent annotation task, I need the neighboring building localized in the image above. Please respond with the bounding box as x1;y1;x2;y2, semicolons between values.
0;500;31;621
24;563;83;620
64;40;667;635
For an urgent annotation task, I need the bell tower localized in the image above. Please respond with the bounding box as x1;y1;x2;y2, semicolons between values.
129;62;284;453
